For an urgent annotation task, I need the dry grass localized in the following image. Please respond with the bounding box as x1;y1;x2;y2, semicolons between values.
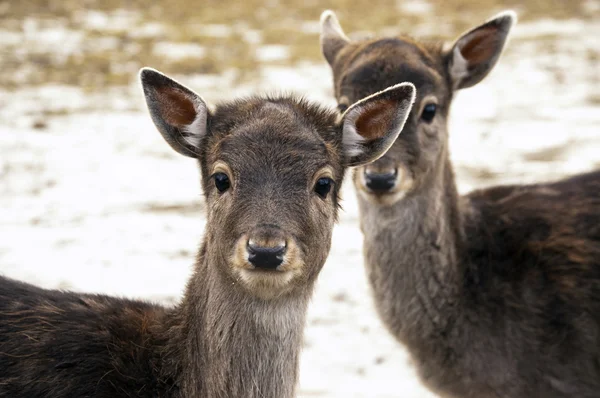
0;0;596;89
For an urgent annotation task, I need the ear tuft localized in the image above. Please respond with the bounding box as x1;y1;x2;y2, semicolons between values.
448;10;517;90
341;83;416;167
320;10;350;66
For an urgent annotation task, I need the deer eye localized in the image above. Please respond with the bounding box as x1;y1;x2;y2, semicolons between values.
421;103;437;123
314;177;334;199
213;172;231;193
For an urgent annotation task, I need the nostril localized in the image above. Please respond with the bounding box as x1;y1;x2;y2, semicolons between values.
364;170;397;193
246;240;286;270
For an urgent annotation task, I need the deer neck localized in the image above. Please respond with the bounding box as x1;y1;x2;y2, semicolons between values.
168;242;310;398
358;152;464;345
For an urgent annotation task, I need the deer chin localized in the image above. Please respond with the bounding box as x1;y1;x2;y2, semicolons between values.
237;269;297;299
230;238;305;299
355;166;414;206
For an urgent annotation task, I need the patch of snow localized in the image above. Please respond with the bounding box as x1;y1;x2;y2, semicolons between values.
153;42;206;60
242;29;263;44
1;15;599;398
199;24;232;38
301;20;321;34
514;18;598;38
397;0;433;16
130;22;166;39
0;29;21;45
256;44;291;62
77;9;140;32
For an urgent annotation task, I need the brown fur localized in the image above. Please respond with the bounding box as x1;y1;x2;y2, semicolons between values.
155;86;197;126
321;10;600;398
0;67;415;397
355;99;399;140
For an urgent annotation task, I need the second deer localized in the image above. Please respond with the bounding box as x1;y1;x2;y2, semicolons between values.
321;10;600;398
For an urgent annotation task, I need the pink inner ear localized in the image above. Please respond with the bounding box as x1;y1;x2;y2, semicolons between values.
460;26;500;66
355;99;396;141
154;86;197;127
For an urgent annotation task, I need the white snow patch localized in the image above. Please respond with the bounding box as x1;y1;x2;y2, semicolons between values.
256;44;291;62
199;24;232;38
153;42;207;60
396;0;433;15
1;16;599;398
76;9;140;32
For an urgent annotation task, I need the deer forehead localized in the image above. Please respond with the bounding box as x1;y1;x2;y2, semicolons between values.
208;102;339;168
346;37;440;69
207;124;337;180
337;39;445;96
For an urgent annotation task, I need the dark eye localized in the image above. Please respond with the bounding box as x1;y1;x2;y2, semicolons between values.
421;103;437;123
337;103;349;113
213;172;231;193
314;177;334;199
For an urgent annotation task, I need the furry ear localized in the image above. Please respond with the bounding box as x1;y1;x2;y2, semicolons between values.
320;10;350;66
446;10;517;90
340;83;416;167
139;67;209;158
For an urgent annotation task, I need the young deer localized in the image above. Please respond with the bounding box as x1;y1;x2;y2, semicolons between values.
0;68;415;397
321;10;600;398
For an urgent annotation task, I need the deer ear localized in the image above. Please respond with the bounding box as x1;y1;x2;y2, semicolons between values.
139;67;209;158
446;10;516;90
320;10;350;66
340;83;416;167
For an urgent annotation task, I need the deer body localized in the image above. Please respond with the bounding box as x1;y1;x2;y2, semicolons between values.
0;276;176;397
361;163;600;398
0;245;305;397
0;68;416;397
321;11;600;398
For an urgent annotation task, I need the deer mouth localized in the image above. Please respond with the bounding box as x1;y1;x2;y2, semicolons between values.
237;268;298;299
240;252;303;275
230;235;304;296
246;266;285;273
236;262;304;299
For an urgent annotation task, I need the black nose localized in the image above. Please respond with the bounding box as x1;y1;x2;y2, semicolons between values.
364;170;397;193
247;240;286;269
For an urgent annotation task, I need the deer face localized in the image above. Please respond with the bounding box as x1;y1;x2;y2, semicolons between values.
140;68;415;299
321;10;516;206
202;101;343;299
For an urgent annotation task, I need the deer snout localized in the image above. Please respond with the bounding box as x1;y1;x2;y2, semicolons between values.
247;240;286;269
246;227;287;270
364;168;397;193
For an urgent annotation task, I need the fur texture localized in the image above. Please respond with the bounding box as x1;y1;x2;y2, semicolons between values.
0;68;415;397
321;10;600;398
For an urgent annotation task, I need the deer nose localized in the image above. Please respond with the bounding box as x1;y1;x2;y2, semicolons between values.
247;239;286;270
364;169;397;193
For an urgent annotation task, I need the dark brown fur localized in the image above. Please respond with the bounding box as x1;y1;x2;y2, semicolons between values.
0;278;177;397
321;11;600;398
0;68;415;397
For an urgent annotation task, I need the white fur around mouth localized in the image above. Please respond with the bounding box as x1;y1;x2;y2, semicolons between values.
359;188;408;206
238;265;295;281
238;268;295;295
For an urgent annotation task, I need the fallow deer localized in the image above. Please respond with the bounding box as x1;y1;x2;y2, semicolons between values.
321;10;600;398
0;68;416;397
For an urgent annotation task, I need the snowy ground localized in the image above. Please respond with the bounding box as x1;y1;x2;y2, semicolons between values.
1;7;599;398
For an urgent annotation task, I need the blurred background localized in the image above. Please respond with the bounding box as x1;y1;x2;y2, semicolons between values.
0;0;599;396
